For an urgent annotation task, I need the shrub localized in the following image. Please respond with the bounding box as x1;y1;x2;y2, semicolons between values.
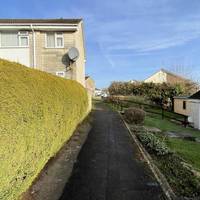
103;96;118;103
124;107;145;124
157;154;200;197
108;81;189;106
0;59;89;200
138;132;170;156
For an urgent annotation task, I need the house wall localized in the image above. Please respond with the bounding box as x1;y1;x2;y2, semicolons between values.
33;31;75;80
189;101;200;129
0;23;86;86
0;48;30;66
32;27;85;86
85;77;95;97
73;22;86;87
173;98;191;116
144;70;167;83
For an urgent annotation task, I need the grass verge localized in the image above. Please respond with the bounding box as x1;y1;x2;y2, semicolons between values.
145;113;200;172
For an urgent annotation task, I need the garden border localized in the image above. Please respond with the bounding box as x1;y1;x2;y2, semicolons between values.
118;111;177;200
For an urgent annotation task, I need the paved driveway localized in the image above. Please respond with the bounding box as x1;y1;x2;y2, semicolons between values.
59;103;166;200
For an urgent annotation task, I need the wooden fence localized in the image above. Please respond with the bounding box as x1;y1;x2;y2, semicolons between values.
108;98;189;127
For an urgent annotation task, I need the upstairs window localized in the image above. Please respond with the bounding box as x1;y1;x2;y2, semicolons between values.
1;32;18;47
18;32;29;47
56;33;64;47
0;31;29;47
46;33;55;48
46;32;64;48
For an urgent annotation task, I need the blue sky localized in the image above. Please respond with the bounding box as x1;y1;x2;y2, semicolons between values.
1;0;200;88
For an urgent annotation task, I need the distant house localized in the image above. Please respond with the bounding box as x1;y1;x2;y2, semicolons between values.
0;18;86;86
85;76;95;97
94;88;102;96
145;68;191;84
174;91;200;129
129;80;140;84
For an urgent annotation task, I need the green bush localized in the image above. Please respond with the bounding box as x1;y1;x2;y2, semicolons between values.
138;132;170;156
108;81;191;105
103;96;118;103
0;59;89;200
124;107;145;124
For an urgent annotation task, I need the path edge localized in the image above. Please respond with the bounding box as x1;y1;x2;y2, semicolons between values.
118;112;177;200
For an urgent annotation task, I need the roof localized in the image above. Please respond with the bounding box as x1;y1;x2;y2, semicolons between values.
145;68;190;82
189;90;200;99
174;96;189;99
0;18;82;24
174;90;200;100
160;68;189;81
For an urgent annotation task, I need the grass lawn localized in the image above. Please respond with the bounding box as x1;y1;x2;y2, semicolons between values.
121;95;151;104
105;97;200;172
145;114;200;138
145;113;200;171
166;138;200;171
106;97;200;196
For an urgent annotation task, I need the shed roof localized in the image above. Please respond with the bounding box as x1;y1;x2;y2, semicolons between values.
189;90;200;99
174;96;189;99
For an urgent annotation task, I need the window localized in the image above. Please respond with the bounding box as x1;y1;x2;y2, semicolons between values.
1;32;18;47
18;32;29;47
56;71;65;78
20;36;29;46
0;31;29;47
183;101;186;110
46;33;55;48
56;33;64;47
46;32;64;48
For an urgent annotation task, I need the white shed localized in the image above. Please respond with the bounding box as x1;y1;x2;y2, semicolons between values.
174;90;200;130
188;91;200;129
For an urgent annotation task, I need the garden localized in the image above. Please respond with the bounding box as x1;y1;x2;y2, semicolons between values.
105;97;200;199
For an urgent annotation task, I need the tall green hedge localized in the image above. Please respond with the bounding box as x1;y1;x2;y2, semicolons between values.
0;59;89;200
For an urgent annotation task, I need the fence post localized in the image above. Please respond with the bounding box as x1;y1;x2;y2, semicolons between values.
120;102;123;112
184;116;187;128
162;106;164;119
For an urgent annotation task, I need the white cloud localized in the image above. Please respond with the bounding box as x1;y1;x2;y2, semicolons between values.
88;12;200;67
42;0;200;70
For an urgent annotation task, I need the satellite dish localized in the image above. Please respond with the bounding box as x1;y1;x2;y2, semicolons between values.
68;47;79;62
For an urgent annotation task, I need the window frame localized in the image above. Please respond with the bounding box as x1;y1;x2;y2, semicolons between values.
18;31;29;47
45;32;64;49
0;31;29;48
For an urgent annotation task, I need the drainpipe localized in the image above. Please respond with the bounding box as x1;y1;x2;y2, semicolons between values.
30;24;36;68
